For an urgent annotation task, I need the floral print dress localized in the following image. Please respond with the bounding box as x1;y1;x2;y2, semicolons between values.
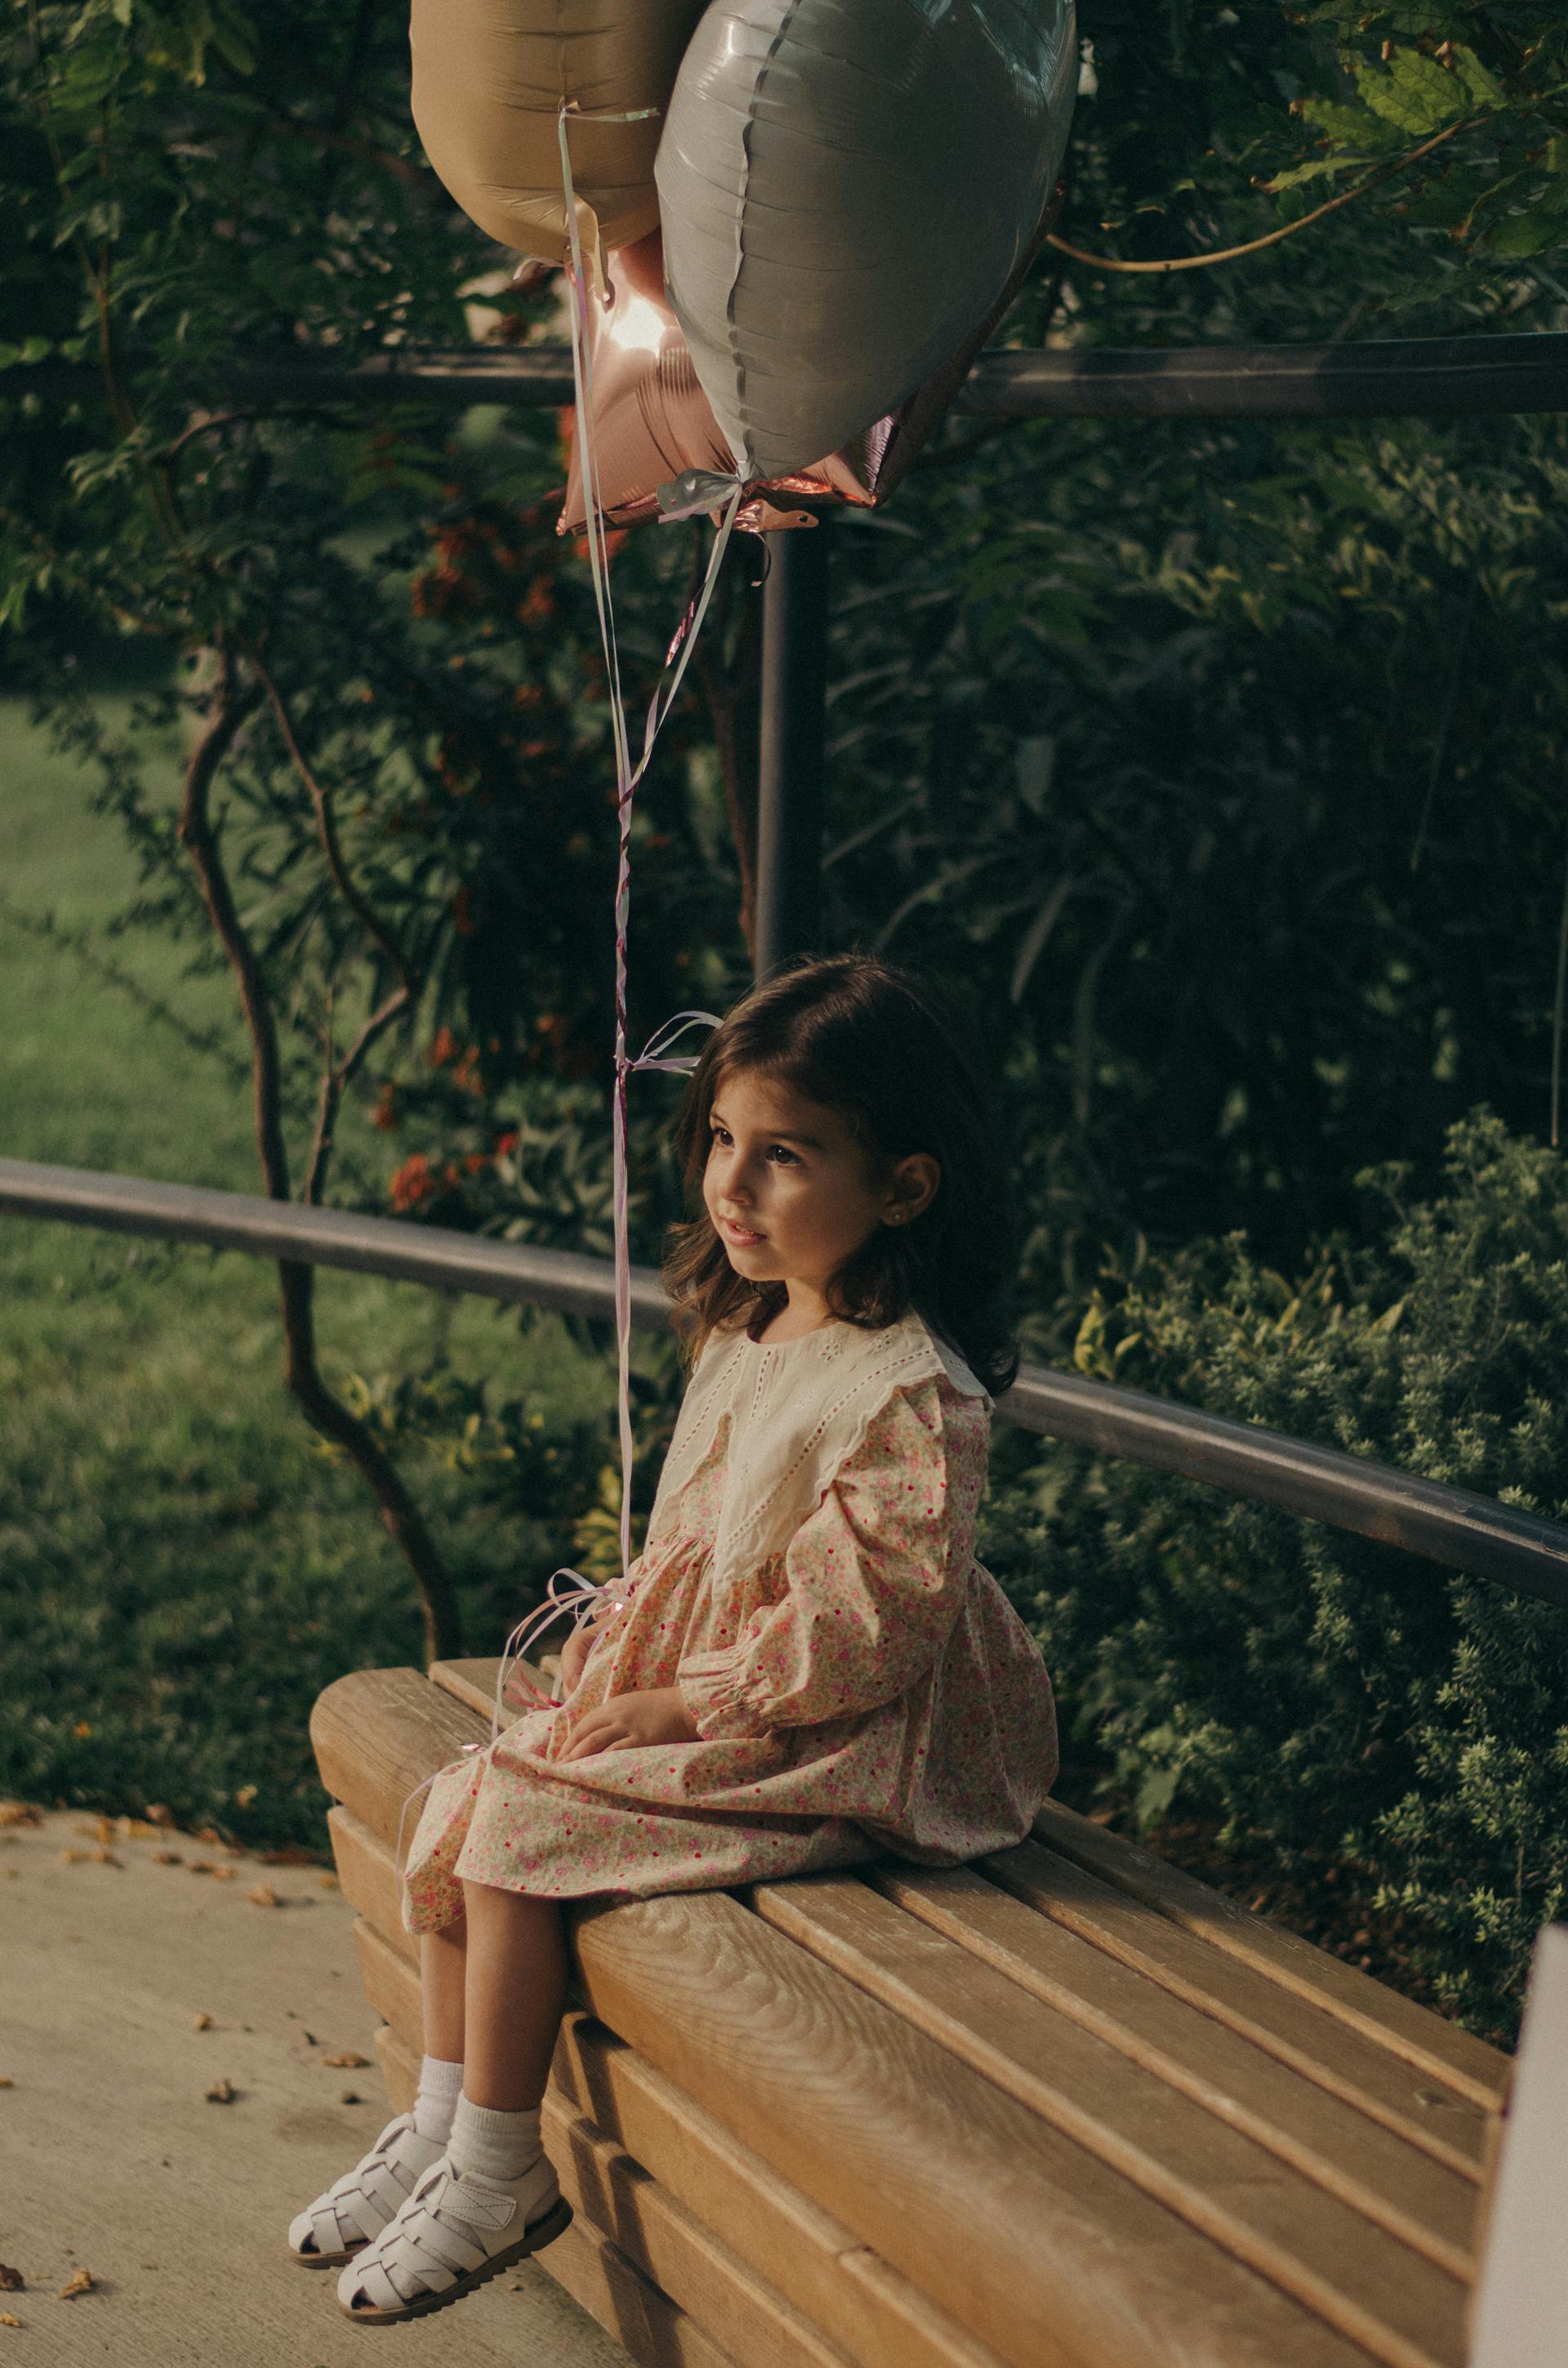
401;1313;1058;1930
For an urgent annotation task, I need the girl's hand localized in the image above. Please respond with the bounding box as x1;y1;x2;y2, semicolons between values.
559;1686;699;1761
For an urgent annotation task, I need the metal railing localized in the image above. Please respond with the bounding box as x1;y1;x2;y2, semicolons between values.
5;1153;1566;1612
16;329;1568;420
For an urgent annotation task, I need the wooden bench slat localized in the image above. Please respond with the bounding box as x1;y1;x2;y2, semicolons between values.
344;1808;1014;2368
1029;1804;1506;2108
549;2081;861;2368
987;1842;1489;2174
550;2015;1017;2368
570;1886;1381;2368
354;1914;422;2054
752;1871;1466;2368
866;1862;1475;2270
546;2210;747;2368
328;1803;418;1966
312;1666;486;1846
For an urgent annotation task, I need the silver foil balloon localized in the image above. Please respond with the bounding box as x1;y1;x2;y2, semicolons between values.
559;186;1067;538
654;0;1078;480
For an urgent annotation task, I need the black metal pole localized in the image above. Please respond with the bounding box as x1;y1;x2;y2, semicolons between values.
754;521;829;982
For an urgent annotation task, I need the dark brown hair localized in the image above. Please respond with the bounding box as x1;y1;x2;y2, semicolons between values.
662;952;1019;1394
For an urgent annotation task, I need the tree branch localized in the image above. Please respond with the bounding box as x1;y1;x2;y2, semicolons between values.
177;644;461;1662
1047;112;1488;275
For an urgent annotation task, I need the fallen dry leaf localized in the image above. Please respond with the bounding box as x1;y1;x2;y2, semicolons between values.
317;1871;339;1889
192;2013;214;2031
0;2265;22;2290
194;1826;223;1846
144;1803;175;1826
0;2077;13;2090
0;1805;41;1828
204;2078;235;2104
245;1883;279;1909
118;1816;164;1841
323;2053;371;2069
152;1850;183;1866
188;1861;214;1875
91;1849;122;1868
0;2312;19;2328
210;1866;238;1884
57;2268;93;2299
58;1848;87;1865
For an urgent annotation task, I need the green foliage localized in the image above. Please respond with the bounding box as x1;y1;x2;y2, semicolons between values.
980;1113;1568;2043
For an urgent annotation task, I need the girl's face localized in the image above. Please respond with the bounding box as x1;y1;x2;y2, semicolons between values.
702;1067;938;1309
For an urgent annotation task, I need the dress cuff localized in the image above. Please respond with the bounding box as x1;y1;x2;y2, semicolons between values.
676;1645;773;1744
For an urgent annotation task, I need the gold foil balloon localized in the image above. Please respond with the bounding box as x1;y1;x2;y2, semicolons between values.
409;0;707;266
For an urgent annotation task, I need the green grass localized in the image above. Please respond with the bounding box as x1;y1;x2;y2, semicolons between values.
0;695;618;1851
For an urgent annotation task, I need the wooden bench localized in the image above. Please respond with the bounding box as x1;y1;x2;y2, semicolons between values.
311;1657;1510;2368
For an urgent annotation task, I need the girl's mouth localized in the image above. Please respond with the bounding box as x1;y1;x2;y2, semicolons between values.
720;1217;766;1246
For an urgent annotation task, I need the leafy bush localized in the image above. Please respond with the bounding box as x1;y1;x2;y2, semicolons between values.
982;1112;1568;2045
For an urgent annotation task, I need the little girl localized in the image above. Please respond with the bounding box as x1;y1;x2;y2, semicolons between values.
287;950;1059;2324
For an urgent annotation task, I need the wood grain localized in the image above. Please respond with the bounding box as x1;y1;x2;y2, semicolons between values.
311;1665;488;1844
546;2074;858;2368
328;1801;418;1966
354;1913;423;2057
376;2019;417;2114
569;1884;1380;2368
987;1841;1488;2174
866;1861;1477;2268
752;1872;1464;2368
544;2206;746;2368
552;2013;1016;2368
1027;1805;1507;2107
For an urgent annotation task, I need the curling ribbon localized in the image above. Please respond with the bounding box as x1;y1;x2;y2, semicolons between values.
394;107;742;1884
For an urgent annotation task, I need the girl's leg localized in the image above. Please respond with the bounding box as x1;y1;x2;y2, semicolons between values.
421;1911;468;2062
459;1878;569;2111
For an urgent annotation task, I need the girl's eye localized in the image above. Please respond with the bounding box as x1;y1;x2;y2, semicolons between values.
707;1125;797;1166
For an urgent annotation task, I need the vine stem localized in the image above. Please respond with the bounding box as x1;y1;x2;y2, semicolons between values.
1045;112;1486;276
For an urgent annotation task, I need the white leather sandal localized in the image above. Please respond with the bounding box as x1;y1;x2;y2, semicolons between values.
336;2151;572;2323
287;2112;448;2268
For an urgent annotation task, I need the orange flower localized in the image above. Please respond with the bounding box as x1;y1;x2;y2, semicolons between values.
428;1026;460;1068
390;1154;437;1211
493;1129;519;1159
372;1082;401;1132
464;1152;487;1174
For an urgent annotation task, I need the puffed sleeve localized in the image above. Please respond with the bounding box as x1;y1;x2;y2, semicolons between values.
676;1377;985;1741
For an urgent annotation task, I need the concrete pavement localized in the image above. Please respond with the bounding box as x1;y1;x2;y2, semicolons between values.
0;1802;633;2367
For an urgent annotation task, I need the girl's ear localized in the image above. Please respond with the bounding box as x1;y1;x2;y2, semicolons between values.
883;1153;939;1225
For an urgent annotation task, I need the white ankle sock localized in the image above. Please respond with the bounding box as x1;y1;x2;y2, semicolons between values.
412;2053;465;2143
447;2092;544;2185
